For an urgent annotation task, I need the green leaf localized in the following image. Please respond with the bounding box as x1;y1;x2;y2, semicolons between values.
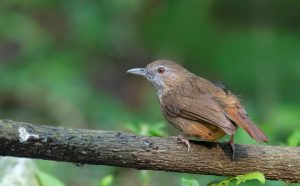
287;130;300;146
235;172;265;185
99;175;113;186
125;122;168;137
36;171;65;186
148;122;168;137
208;172;265;186
181;177;199;186
125;123;140;134
139;170;151;186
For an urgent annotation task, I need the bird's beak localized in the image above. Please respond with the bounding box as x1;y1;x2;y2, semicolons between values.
126;68;146;77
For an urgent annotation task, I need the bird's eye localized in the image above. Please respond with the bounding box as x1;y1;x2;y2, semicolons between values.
157;67;165;74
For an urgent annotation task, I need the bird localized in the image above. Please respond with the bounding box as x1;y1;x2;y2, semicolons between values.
127;60;269;159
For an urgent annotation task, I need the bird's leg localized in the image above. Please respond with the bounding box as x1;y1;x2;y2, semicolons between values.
177;135;190;152
229;135;235;160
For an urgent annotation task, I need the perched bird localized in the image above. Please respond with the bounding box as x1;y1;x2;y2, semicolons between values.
127;60;268;158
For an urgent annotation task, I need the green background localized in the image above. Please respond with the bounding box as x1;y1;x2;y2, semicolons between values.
0;0;299;185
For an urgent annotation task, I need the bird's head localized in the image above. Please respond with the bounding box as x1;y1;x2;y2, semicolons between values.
127;60;192;93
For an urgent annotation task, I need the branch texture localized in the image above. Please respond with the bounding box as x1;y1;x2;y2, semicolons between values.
0;120;299;183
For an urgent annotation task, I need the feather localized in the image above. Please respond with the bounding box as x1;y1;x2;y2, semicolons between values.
225;107;269;142
161;87;237;136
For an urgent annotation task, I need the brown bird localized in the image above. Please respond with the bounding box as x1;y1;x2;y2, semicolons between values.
127;60;268;158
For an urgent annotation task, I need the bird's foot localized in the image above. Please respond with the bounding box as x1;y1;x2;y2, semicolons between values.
229;135;235;160
177;135;190;152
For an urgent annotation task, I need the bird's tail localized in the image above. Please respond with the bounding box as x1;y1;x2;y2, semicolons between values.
225;108;269;142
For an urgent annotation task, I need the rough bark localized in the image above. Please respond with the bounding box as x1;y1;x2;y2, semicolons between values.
0;119;299;183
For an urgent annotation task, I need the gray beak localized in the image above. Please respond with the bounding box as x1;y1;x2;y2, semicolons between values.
126;68;146;76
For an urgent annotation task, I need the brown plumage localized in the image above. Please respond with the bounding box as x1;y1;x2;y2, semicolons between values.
127;60;269;158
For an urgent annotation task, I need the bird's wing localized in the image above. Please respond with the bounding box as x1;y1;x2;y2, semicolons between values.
161;89;236;135
194;77;269;142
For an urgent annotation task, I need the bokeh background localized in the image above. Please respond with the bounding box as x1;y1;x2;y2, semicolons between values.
0;0;300;186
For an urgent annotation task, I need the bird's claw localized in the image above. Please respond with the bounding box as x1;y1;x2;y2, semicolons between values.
229;135;235;160
177;136;190;152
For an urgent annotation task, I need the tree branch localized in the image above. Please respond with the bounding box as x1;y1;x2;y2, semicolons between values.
0;120;299;183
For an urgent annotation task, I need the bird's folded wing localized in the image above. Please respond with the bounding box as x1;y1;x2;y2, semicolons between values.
162;92;236;135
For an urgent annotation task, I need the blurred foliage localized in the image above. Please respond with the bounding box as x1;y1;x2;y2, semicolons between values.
99;175;113;186
208;172;265;186
287;130;300;147
139;170;151;186
36;171;65;186
181;178;199;186
126;122;168;137
0;158;39;186
0;0;300;186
